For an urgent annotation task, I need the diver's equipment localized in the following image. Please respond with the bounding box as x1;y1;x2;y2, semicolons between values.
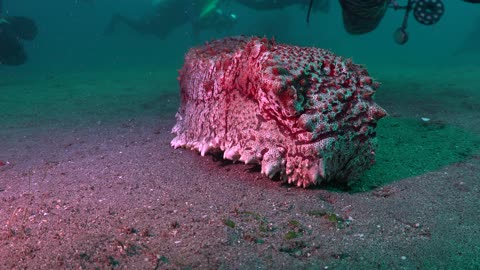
394;27;409;45
390;0;413;45
307;0;445;45
413;0;444;25
306;0;314;23
389;0;445;45
305;0;331;23
309;0;392;34
339;0;389;35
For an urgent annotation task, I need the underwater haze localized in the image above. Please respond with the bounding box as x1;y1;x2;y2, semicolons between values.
1;1;480;269
2;0;480;73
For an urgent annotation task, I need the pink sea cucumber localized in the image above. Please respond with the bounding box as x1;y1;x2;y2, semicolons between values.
171;36;387;187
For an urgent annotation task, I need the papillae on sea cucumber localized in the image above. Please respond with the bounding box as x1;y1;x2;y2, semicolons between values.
172;36;387;188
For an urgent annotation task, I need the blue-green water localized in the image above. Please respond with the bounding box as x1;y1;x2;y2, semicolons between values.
2;0;480;74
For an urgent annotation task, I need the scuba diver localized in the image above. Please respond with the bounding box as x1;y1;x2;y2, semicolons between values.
104;0;238;40
0;0;38;65
307;0;480;45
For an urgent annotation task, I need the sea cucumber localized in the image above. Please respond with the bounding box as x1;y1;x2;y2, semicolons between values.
171;36;386;187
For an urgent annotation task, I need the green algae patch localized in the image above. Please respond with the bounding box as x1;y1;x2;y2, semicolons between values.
239;210;276;233
307;210;328;217
349;116;480;192
288;219;301;228
284;231;302;240
279;241;308;257
222;218;235;228
284;219;305;240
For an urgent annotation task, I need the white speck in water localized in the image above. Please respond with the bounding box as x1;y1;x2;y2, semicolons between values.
421;117;430;122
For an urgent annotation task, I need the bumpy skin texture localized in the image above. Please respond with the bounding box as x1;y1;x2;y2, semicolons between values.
171;37;387;187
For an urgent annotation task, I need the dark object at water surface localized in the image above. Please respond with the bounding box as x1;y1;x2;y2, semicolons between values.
339;0;388;34
0;16;37;66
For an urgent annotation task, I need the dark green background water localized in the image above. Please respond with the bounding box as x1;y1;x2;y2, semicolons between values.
2;0;479;75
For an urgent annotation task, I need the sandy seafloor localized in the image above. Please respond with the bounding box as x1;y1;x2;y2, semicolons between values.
0;61;479;269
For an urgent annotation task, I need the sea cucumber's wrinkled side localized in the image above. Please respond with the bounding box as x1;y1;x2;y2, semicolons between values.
171;36;387;187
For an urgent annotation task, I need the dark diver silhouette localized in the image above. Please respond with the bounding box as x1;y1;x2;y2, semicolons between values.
104;0;238;40
0;0;38;66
